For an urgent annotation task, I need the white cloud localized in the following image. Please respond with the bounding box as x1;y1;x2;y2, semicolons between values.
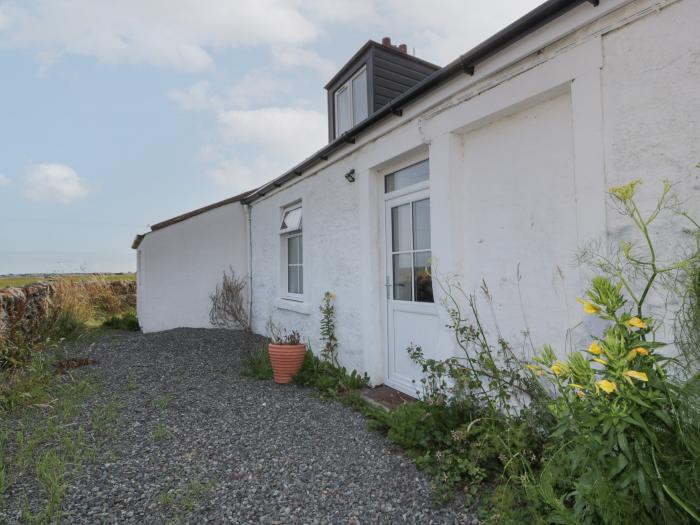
23;163;88;203
0;174;10;187
208;157;287;194
271;47;336;79
0;0;319;72
218;107;326;161
168;81;219;111
377;0;543;65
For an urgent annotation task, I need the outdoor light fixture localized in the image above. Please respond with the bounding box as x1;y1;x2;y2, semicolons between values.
344;169;356;183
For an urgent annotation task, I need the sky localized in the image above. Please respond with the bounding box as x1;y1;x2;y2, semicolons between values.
0;0;542;275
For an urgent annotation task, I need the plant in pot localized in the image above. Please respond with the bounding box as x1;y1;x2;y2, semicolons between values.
267;320;306;384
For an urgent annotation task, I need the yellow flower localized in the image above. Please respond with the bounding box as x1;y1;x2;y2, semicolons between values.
550;364;564;376
587;341;604;356
596;379;617;394
624;370;648;382
592;358;608;366
576;390;586;399
577;298;600;315
626;347;650;360
527;364;545;376
626;317;647;329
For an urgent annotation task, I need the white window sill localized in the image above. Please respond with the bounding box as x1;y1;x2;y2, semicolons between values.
275;298;311;315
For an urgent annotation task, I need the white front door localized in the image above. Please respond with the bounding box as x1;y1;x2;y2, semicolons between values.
384;163;439;396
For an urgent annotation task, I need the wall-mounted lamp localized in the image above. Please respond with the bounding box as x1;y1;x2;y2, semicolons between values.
344;169;356;183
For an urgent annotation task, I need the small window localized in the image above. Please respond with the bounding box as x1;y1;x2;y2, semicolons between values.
335;66;368;136
286;233;303;295
385;160;429;193
281;205;303;297
280;207;302;234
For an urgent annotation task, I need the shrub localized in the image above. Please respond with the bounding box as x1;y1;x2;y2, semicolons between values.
293;349;368;397
209;268;250;331
102;313;140;331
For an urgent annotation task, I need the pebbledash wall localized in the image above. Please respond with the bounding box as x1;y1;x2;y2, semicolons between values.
137;202;248;332
136;0;700;394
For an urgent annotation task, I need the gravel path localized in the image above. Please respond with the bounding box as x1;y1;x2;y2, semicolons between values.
2;329;470;524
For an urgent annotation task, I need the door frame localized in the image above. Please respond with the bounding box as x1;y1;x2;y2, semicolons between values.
383;182;437;394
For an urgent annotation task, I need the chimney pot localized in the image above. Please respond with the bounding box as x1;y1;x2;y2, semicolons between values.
382;36;391;46
398;43;407;53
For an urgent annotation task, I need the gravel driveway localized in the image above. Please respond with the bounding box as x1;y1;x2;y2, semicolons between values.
2;329;469;524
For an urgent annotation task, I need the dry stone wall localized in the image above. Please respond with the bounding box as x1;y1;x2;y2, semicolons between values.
0;281;136;338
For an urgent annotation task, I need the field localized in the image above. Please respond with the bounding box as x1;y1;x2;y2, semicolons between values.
0;273;135;289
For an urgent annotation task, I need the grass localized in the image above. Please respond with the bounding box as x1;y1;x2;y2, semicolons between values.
159;479;215;522
152;423;170;441
0;273;135;289
242;345;273;380
153;395;173;411
102;312;140;331
0;341;120;523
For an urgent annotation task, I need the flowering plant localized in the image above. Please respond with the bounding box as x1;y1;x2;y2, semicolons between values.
530;180;700;524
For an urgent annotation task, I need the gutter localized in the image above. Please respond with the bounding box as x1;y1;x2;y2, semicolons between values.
241;0;597;205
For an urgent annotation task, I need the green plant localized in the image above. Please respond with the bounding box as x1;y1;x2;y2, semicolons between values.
102;312;140;331
530;180;700;525
320;291;340;367
52;310;86;340
242;345;273;380
153;422;169;440
411;277;549;416
153;395;173;411
293;349;368;397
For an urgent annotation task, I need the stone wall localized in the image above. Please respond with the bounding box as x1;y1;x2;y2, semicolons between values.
0;280;136;338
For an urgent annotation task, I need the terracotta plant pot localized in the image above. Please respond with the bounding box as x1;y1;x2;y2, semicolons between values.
268;343;307;384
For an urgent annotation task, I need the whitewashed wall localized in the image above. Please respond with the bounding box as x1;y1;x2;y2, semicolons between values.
137;203;248;333
601;0;700;340
249;154;367;372
246;0;699;390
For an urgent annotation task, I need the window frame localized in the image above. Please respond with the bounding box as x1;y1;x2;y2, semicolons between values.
334;65;368;137
280;204;304;301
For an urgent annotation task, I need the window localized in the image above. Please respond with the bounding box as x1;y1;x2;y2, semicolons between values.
335;66;368;136
390;198;433;303
280;206;303;297
384;159;429;193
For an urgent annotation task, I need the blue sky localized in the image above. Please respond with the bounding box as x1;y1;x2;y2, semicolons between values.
0;0;540;274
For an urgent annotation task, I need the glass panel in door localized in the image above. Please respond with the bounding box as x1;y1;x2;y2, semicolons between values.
389;197;433;303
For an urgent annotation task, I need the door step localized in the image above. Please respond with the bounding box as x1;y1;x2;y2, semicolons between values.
362;385;416;411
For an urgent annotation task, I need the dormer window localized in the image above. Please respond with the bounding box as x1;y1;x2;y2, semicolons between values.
334;66;368;136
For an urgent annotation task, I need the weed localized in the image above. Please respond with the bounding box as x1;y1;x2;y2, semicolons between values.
293;349;368;397
126;376;137;391
36;449;67;522
90;401;121;434
242;345;273;380
102;312;140;331
153;395;173;411
153;422;170;440
159;479;215;521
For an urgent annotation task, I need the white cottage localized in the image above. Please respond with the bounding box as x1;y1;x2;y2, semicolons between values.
133;0;700;396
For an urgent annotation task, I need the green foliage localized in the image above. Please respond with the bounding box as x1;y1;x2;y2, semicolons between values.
293;349;369;397
530;180;700;525
242;345;273;380
102;312;140;331
320;291;340;367
52;310;86;340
